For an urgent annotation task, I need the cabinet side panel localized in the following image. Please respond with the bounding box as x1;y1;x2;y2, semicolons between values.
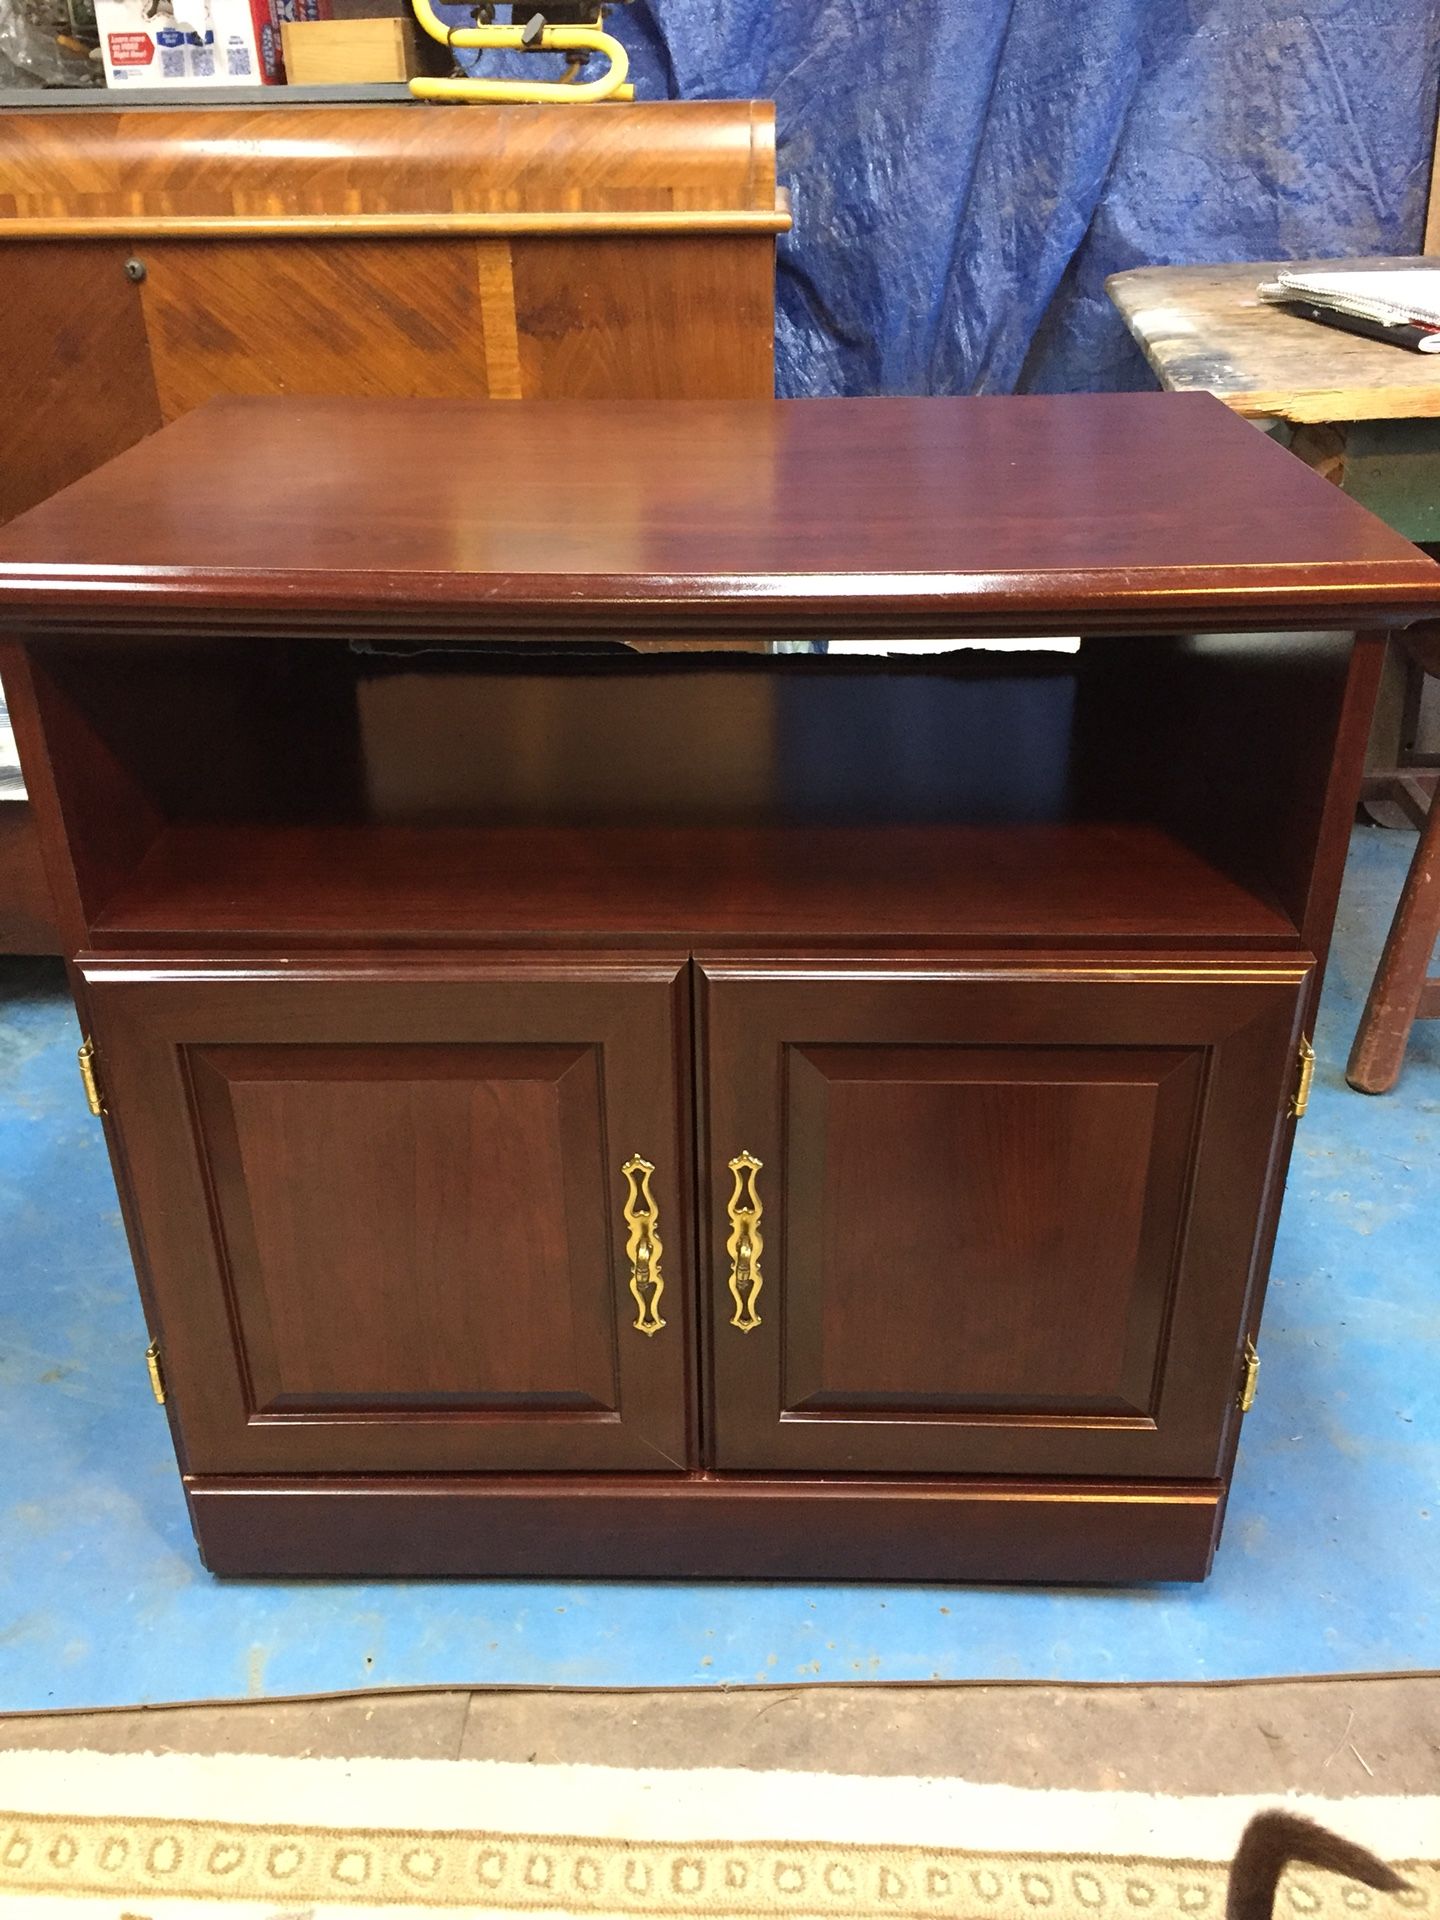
0;642;157;951
1075;630;1357;937
0;643;79;953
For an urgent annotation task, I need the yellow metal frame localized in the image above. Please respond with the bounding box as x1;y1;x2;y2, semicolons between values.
409;1;633;104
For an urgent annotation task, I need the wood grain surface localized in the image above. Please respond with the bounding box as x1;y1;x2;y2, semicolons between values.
1107;255;1440;423
0;100;780;517
700;957;1308;1481
0;101;785;230
0;242;161;527
135;239;497;416
81;955;694;1475
91;821;1300;948
1;393;1436;636
187;1471;1223;1581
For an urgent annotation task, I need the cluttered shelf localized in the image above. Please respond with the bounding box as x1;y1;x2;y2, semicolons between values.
89;819;1301;948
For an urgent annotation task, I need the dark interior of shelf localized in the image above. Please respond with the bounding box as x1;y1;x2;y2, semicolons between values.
92;819;1299;945
30;633;1354;950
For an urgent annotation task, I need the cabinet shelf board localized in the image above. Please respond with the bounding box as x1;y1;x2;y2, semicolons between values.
91;820;1298;948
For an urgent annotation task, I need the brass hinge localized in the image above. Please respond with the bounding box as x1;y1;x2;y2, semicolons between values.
77;1036;105;1117
1290;1035;1316;1119
1237;1337;1260;1414
144;1339;167;1407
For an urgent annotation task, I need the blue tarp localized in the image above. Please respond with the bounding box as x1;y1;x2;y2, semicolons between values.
594;2;1440;397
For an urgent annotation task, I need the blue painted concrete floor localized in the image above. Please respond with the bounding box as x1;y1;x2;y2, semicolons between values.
1;825;1436;1711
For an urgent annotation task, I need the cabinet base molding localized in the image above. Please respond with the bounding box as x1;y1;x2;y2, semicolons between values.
186;1474;1224;1584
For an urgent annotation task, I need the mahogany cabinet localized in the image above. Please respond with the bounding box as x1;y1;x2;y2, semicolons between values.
1;391;1437;1583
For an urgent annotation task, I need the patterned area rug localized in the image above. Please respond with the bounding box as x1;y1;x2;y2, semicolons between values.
0;1748;1435;1916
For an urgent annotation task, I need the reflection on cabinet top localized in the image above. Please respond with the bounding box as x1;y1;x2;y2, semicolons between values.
1;393;1436;639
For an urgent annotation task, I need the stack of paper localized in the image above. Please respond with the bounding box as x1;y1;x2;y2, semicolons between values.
1258;268;1440;351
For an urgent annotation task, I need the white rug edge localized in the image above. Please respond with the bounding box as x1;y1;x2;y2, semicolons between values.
0;1750;1436;1861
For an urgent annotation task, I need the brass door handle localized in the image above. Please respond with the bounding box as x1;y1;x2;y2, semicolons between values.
621;1154;666;1337
726;1150;764;1332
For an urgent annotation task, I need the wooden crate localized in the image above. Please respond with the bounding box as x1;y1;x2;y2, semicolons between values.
280;16;431;82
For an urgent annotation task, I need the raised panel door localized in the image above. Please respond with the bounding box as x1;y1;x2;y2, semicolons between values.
700;958;1308;1478
83;956;692;1474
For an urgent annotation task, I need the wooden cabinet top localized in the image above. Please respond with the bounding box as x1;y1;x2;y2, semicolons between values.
0;100;787;239
1;392;1435;639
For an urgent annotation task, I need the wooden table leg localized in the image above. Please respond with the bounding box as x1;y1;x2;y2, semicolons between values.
1346;778;1440;1092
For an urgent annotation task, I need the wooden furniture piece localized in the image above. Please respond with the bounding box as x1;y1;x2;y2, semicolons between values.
2;392;1435;1583
279;19;443;83
1108;254;1440;440
0;99;784;458
1347;624;1440;1091
0;95;785;954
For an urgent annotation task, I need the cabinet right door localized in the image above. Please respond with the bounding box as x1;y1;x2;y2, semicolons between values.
700;959;1308;1479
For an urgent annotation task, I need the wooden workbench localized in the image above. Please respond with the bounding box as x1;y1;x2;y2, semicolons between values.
1108;254;1440;429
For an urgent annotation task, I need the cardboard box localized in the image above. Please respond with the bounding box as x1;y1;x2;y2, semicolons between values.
99;0;327;85
280;13;437;81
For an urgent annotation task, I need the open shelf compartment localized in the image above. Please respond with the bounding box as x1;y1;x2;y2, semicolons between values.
27;633;1346;953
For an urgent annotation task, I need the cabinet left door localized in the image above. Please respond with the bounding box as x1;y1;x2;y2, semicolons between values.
81;957;692;1475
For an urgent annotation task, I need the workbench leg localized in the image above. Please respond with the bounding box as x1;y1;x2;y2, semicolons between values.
1347;784;1440;1093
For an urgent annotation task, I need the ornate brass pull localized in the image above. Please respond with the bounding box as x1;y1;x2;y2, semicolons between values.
726;1150;764;1332
621;1154;666;1337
